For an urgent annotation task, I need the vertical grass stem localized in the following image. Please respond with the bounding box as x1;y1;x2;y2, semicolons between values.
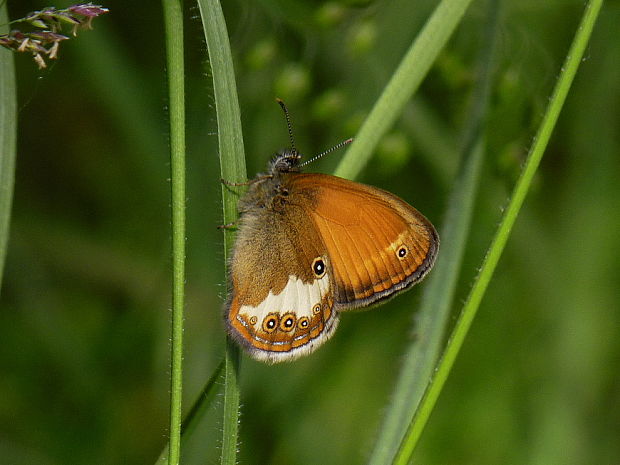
162;1;187;463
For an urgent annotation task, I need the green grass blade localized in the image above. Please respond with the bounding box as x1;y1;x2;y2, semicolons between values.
368;1;501;462
197;0;247;464
156;360;225;464
392;1;604;462
0;5;17;292
334;0;475;180
162;1;187;464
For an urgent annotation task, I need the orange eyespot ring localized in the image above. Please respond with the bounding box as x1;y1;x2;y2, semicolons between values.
312;257;326;278
312;304;321;315
397;245;408;259
298;317;310;329
262;314;279;333
279;313;296;332
249;316;258;325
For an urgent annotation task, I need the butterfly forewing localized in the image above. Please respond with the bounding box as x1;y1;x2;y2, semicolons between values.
289;173;439;309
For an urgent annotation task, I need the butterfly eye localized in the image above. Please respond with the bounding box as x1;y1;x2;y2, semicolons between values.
279;313;296;332
262;314;279;333
312;257;326;277
397;245;409;259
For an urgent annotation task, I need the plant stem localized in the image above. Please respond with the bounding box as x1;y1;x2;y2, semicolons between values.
162;0;186;464
0;5;17;292
156;361;225;464
392;0;603;462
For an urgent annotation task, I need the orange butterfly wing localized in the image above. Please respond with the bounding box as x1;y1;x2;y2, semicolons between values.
289;173;439;309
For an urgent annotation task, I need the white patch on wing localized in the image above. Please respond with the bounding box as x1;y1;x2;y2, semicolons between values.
238;274;330;330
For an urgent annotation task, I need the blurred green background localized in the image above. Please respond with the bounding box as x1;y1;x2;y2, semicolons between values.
1;0;619;464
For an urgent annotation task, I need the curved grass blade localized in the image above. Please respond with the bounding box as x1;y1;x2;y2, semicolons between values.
197;0;247;464
392;0;604;462
334;0;476;180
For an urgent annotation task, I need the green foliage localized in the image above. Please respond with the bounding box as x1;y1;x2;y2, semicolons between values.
0;1;618;465
0;4;17;290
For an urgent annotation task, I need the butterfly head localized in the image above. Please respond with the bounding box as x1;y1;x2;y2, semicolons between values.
269;149;303;174
271;99;352;176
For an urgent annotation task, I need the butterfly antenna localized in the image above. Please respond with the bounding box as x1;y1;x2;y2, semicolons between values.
299;138;353;168
276;98;297;154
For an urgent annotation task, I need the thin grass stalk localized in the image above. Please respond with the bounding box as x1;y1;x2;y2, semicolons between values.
334;0;475;180
0;4;17;291
197;0;247;463
156;361;225;464
162;0;186;463
367;1;501;462
392;0;604;462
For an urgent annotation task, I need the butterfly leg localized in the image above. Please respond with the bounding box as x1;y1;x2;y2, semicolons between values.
217;221;237;230
220;174;274;187
220;178;251;187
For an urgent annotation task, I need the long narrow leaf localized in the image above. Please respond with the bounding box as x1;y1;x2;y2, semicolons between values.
197;1;247;464
392;0;604;462
335;0;476;180
0;5;17;291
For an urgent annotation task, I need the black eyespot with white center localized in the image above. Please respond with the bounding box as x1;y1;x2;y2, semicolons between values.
280;313;296;332
298;317;310;329
312;257;326;278
262;314;279;333
312;304;321;315
397;245;409;259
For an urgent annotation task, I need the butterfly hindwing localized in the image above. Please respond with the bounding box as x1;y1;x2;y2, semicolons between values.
227;194;339;363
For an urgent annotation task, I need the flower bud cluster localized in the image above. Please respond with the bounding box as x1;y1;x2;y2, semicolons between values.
0;3;109;69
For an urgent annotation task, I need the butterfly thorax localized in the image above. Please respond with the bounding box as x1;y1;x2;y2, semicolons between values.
239;150;305;213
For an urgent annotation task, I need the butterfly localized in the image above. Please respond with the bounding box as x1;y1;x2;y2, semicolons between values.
225;100;439;363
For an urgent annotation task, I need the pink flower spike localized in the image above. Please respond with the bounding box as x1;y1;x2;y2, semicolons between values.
69;4;110;17
3;3;110;68
30;31;69;42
